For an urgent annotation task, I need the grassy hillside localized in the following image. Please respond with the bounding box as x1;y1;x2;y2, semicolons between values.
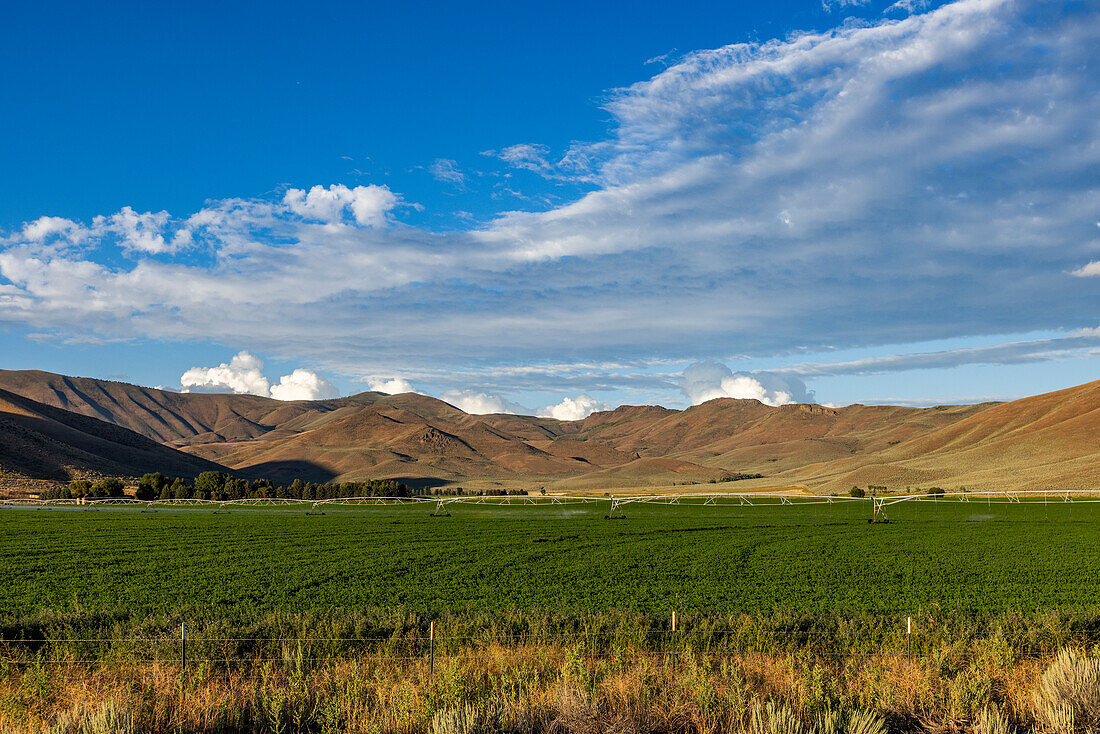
778;380;1100;492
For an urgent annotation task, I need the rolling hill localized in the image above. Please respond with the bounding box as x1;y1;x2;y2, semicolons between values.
0;368;1097;493
0;387;226;491
776;379;1100;492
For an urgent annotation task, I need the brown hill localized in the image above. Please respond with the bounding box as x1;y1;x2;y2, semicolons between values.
779;380;1100;493
0;387;226;487
3;368;1097;493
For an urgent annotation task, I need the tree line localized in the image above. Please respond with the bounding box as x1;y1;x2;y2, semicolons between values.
40;472;412;502
39;478;126;500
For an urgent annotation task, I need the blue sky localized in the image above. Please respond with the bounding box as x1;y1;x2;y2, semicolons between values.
1;0;1097;417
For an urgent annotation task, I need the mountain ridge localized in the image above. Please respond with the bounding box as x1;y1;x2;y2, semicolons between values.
2;368;1096;493
0;385;227;490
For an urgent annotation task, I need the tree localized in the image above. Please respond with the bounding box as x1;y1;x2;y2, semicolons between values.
170;477;191;499
137;472;168;501
849;486;866;498
68;479;92;497
90;478;125;497
194;471;227;499
39;485;71;500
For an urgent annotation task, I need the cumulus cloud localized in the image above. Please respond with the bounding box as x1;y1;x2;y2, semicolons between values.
366;376;418;395
180;351;339;401
91;207;179;255
270;369;340;401
682;362;813;407
440;389;530;415
538;394;605;421
282;184;398;227
180;352;271;396
21;216;83;242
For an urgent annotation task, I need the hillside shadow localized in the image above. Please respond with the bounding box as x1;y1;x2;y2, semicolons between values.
236;461;338;483
0;410;221;479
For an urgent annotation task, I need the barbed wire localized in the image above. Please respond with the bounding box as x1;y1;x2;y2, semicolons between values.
3;627;1095;645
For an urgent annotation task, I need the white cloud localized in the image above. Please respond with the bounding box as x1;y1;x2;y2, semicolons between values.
1071;261;1100;277
490;144;554;175
282;184;398;227
440;389;530;415
180;351;271;396
429;159;466;187
538;394;605;421
886;0;931;15
21;216;82;242
270;369;340;401
822;0;872;10
366;376;418;395
91;206;192;255
180;351;339;401
776;332;1100;377
682;362;813;407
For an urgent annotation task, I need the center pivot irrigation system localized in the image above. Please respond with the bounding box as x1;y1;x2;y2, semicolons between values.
2;489;1098;521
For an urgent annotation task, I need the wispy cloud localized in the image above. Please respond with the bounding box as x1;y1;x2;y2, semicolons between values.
429;159;466;188
0;0;1097;405
773;332;1100;378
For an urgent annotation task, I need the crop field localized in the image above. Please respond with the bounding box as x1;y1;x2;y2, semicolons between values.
3;497;1099;620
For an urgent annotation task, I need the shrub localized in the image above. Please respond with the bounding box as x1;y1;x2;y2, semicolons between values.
977;705;1015;734
1034;648;1100;734
849;486;866;498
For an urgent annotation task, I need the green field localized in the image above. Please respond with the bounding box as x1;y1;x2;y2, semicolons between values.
3;497;1099;620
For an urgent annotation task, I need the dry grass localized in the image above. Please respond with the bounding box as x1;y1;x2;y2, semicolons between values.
3;644;1098;733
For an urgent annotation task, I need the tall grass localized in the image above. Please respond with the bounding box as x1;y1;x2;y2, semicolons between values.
2;610;1100;733
3;642;1100;732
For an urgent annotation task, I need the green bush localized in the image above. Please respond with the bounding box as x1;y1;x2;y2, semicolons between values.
88;478;125;497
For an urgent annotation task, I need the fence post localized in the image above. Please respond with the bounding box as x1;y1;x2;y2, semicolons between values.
671;611;677;669
429;620;435;680
907;616;911;664
181;621;186;672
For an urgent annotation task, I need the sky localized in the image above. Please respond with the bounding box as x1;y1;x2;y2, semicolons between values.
0;0;1097;418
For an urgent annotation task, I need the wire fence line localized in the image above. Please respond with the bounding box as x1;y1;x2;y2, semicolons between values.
4;623;1099;671
4;489;1100;512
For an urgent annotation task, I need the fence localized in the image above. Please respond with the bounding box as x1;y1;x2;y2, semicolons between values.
4;615;1098;672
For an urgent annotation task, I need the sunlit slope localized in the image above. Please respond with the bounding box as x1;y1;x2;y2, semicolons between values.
571;399;989;475
779;380;1100;492
4;369;1097;492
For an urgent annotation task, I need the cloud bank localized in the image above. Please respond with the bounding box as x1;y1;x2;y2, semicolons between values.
180;351;339;401
1;0;1097;403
